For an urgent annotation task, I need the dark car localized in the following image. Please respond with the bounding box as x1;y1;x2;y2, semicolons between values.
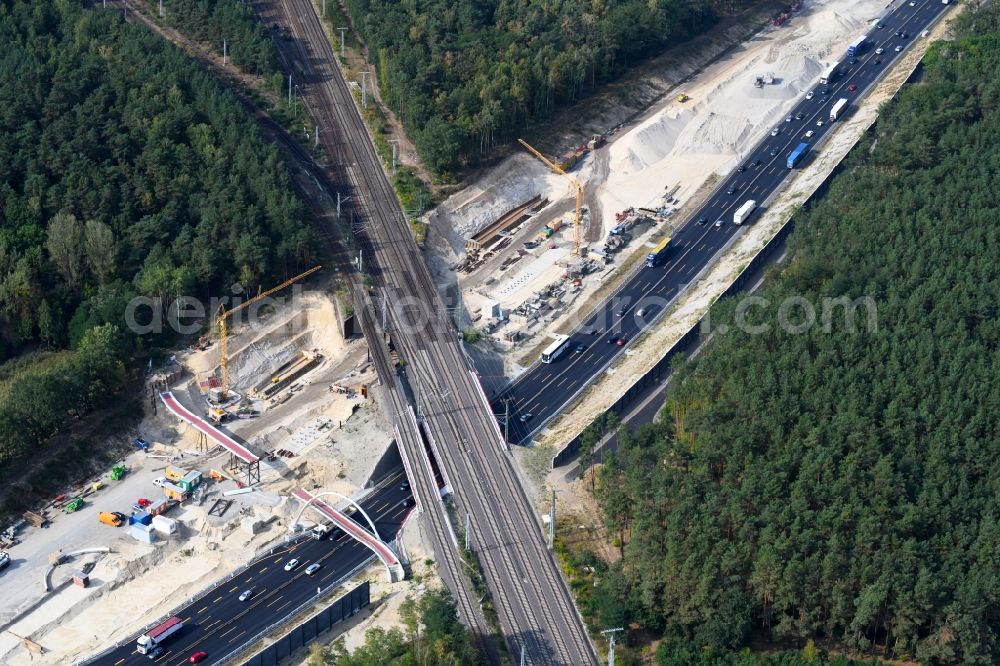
753;158;762;167
770;147;779;156
737;164;745;173
901;32;908;39
795;112;804;120
697;215;708;225
821;87;830;95
615;305;629;316
894;30;901;37
607;336;617;344
399;480;409;491
574;343;587;354
847;83;858;92
877;22;885;29
726;185;739;195
874;57;882;65
147;646;164;660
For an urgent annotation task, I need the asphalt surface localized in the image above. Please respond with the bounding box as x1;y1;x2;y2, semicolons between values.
497;0;952;444
89;469;412;666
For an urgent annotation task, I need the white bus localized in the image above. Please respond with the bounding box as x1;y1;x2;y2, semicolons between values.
540;334;571;363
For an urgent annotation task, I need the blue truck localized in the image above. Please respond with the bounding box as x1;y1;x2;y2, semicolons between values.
645;236;671;268
787;142;809;169
847;36;866;58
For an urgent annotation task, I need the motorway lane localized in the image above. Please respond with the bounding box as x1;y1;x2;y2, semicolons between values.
497;0;951;444
90;471;412;666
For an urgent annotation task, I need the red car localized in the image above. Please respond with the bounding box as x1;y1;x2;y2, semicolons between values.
616;336;626;347
189;651;208;664
847;83;857;92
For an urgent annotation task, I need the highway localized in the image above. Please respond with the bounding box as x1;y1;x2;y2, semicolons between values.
497;0;953;445
253;1;600;663
88;470;412;666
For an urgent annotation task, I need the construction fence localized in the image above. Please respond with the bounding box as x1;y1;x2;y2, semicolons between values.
240;582;371;666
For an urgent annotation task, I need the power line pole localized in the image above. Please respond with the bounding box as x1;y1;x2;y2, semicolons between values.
548;490;556;550
601;628;624;666
388;139;398;175
337;28;348;59
360;71;370;109
158;0;163;17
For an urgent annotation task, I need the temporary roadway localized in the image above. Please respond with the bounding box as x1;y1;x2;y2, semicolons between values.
497;0;954;445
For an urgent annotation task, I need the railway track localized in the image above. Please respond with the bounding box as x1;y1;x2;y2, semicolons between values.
252;1;598;663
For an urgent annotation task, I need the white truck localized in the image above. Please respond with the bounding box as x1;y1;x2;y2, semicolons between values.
830;98;849;122
733;200;757;226
137;616;183;653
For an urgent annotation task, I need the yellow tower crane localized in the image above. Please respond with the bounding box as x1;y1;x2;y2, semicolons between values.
518;139;583;256
217;265;322;401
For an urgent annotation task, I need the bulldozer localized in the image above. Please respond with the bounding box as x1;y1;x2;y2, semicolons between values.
109;464;127;481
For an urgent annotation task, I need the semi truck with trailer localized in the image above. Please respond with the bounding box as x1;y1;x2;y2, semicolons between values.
787;143;809;169
819;61;840;84
847;36;866;57
733;200;757;226
137;616;184;653
830;98;849;122
645;236;671;268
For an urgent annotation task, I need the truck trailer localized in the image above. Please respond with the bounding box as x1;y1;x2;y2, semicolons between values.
829;98;849;122
787;143;809;169
733;200;757;226
137;616;184;653
645;237;671;268
847;36;866;57
819;61;840;84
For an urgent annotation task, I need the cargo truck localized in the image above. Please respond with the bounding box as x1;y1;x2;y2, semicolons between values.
137;616;184;653
819;61;840;85
787;143;809;169
847;36;866;57
829;98;849;122
733;200;757;226
645;237;671;268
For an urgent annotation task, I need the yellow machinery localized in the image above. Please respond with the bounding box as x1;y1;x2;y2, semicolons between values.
677;93;690;102
217;266;322;401
517;139;583;256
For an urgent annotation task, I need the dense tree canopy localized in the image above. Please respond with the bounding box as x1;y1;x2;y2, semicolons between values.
598;6;1000;664
339;0;762;173
153;0;278;76
0;0;316;469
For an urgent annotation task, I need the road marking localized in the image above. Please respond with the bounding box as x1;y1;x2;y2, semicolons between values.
197;605;208;614
259;566;268;573
219;625;238;638
213;595;222;603
267;594;285;608
114;659;125;665
229;585;238;592
182;615;191;624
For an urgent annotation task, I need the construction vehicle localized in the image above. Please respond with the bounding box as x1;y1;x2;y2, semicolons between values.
99;512;123;527
216;265;322;402
64;498;84;513
24;511;48;528
518;139;584;256
677;93;690;102
109;464;127;481
137;617;184;654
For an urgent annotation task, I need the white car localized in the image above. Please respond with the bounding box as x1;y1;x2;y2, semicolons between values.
305;563;321;575
805;130;815;138
152;477;168;488
283;558;300;572
816;120;824;127
771;127;780;136
805;91;814;100
895;44;903;52
876;47;884;54
238;589;253;601
908;0;915;5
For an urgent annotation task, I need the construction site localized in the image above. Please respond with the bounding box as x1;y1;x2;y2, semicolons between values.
0;277;435;665
424;0;888;376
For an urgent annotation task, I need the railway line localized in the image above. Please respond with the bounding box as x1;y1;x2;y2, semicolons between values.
255;0;598;663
